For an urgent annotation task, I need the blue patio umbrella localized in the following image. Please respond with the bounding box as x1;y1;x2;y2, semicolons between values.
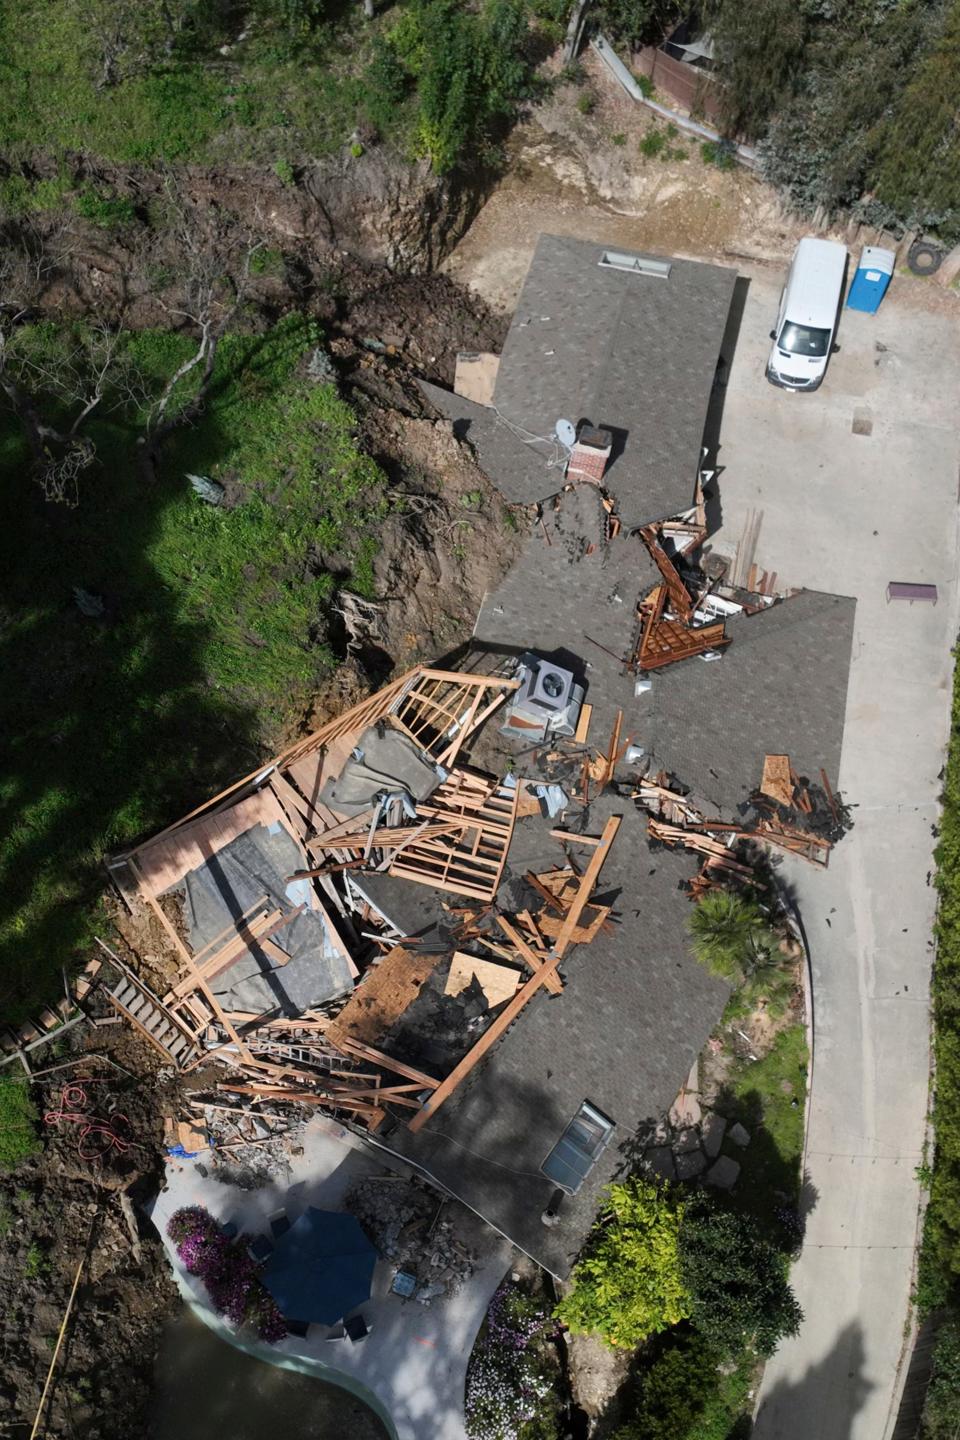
261;1207;378;1325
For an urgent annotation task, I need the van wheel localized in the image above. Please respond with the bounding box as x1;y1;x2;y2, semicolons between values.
907;241;943;276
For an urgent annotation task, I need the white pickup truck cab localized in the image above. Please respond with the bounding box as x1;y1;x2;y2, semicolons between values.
766;238;848;392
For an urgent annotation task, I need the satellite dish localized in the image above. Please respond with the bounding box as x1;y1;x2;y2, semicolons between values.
555;418;576;448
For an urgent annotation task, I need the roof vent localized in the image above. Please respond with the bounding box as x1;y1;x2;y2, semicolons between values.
599;250;671;280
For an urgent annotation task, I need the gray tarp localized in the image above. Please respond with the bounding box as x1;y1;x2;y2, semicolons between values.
172;822;353;1016
319;723;442;817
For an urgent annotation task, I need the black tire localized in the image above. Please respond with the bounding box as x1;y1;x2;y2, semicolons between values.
907;240;943;276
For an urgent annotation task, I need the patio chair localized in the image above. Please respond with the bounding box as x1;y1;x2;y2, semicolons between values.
268;1208;291;1239
285;1318;310;1339
322;1323;346;1341
344;1314;370;1342
247;1233;273;1263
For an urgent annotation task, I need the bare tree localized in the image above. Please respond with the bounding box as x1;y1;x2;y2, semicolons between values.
0;214;147;504
142;180;265;450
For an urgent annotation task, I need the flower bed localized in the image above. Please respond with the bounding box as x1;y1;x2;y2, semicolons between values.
465;1280;563;1440
167;1206;287;1343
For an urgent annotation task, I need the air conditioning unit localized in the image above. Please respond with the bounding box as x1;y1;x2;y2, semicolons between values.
503;653;585;740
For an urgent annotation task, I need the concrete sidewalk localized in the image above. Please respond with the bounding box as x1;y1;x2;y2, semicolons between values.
149;1115;512;1440
710;268;960;1439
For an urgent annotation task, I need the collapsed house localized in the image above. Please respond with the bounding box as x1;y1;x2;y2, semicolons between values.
101;237;857;1280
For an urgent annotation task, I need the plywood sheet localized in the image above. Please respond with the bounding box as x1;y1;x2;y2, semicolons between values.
760;754;794;808
134;788;292;896
333;946;443;1046
454;351;500;407
444;951;521;1009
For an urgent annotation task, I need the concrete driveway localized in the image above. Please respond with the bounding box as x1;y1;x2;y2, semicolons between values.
710;269;960;1439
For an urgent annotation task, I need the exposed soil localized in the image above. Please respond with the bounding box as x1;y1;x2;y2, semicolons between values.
0;1026;180;1438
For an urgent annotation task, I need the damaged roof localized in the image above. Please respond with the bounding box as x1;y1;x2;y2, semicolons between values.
422;235;736;526
387;793;729;1277
645;590;857;815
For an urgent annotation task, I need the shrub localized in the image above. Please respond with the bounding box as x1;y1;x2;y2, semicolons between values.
611;132;627;146
74;188;136;227
701;138;736;171
374;0;536;174
167;1207;287;1342
923;1317;960;1439
0;1078;40;1171
640;128;667;158
687;890;775;980
577;92;595;115
678;1193;802;1358
556;1180;689;1349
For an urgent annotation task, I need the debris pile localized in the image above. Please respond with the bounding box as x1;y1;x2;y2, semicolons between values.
346;1178;478;1301
635;754;852;895
100;664;622;1141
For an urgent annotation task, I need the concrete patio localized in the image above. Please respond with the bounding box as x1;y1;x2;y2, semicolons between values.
148;1115;512;1440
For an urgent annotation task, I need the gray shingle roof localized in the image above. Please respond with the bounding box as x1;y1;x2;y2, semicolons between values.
388;792;729;1277
466;235;736;525
644;591;857;814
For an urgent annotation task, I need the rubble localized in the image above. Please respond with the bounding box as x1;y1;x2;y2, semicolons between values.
346;1178;477;1301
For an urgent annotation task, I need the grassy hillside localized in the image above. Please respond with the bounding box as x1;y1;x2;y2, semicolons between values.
0;316;385;1022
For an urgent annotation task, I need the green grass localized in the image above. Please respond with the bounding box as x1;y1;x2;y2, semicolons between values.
0;315;386;1022
0;1078;40;1172
0;3;377;167
721;1023;808;1236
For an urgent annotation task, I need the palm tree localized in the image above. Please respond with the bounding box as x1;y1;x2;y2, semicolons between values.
687;889;775;979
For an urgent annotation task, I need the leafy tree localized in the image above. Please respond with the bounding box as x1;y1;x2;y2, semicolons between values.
592;1;680;47
379;0;536;173
555;1179;689;1348
703;0;807;142
871;0;960;238
679;1193;803;1358
922;1317;960;1439
687;889;775;981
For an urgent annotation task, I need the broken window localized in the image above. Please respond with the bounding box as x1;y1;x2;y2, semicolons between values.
542;1101;614;1193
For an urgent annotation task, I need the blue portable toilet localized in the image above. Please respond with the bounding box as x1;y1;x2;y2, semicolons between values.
846;245;895;314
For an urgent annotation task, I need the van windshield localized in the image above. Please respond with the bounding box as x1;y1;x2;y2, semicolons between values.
778;322;831;357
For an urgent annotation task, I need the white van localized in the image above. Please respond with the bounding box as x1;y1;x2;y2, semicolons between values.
766;238;848;392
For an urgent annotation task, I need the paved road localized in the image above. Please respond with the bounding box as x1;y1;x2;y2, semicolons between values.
711;269;960;1439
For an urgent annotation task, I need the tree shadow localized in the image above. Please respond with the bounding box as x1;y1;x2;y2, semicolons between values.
702;274;751;537
589;1318;871;1440
752;1320;873;1440
0;376;267;1018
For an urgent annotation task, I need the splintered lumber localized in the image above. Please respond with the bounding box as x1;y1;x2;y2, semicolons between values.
166;908;292;999
536;904;612;946
640;525;695;622
408;816;620;1134
332;946;444;1046
496;918;563;996
602;710;623;788
445;951;522;1008
760;754;794;809
325;1028;439;1089
407;949;565;1133
550;829;602;847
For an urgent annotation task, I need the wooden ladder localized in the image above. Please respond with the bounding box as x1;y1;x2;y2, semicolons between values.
96;941;201;1069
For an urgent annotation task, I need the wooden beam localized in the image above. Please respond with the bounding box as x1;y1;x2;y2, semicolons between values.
550;815;621;959
326;1030;440;1089
407;946;566;1134
549;829;602;847
497;917;563;996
